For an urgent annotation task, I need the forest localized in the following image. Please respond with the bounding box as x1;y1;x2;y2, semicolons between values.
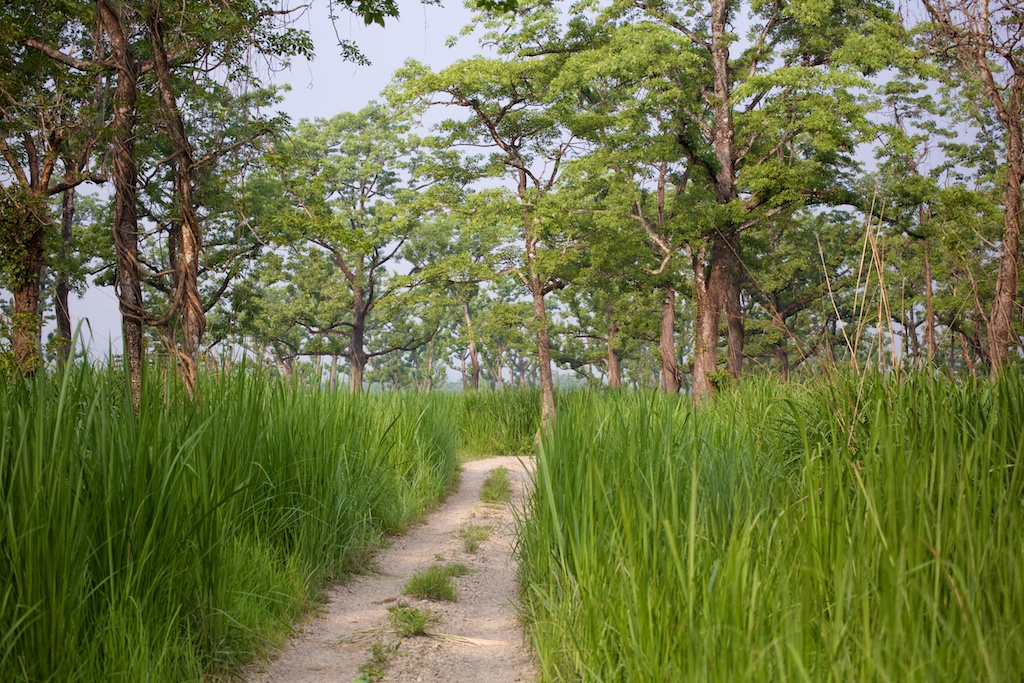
1;0;1021;407
1;0;1023;681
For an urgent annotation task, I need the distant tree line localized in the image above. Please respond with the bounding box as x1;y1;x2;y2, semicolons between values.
1;0;1021;425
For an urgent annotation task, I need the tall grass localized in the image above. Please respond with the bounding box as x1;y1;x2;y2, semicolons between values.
0;364;459;681
518;375;1024;681
439;388;540;458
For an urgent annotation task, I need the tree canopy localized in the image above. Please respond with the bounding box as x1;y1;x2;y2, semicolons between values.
2;0;1021;400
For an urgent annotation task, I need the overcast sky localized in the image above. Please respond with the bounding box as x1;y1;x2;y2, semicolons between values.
64;0;480;360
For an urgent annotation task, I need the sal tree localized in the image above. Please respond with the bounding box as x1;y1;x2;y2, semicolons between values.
266;104;430;392
0;0;107;374
19;0;313;399
608;0;898;395
395;3;588;426
919;0;1024;373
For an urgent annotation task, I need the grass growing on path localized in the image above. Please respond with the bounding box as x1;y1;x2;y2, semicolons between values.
403;563;470;602
480;467;512;503
459;525;493;553
0;365;459;682
518;375;1024;681
388;605;440;637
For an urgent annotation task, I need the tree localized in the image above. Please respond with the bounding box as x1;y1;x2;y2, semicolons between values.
395;4;589;426
919;0;1023;373
22;0;312;400
611;0;899;395
0;1;107;374
743;211;860;378
404;185;521;391
266;104;431;392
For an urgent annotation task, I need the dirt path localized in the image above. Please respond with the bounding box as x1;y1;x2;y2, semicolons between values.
246;456;536;683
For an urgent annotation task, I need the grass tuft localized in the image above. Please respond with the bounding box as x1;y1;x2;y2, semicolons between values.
459;524;493;553
354;640;396;683
402;563;470;602
480;467;512;503
388;604;439;637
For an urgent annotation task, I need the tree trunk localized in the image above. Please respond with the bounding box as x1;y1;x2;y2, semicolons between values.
494;348;505;391
604;300;622;389
99;0;144;408
923;239;937;362
527;232;556;428
989;123;1022;374
960;332;977;375
149;0;204;397
350;320;367;393
692;238;729;399
607;341;622;389
771;299;789;380
463;299;480;391
424;345;434;393
907;308;921;367
11;222;45;374
774;344;790;381
659;285;680;393
330;354;338;391
697;0;742;393
724;243;744;378
55;186;75;365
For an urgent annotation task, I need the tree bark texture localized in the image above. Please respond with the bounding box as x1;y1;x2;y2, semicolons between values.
692;237;730;399
350;303;368;393
659;286;680;393
692;0;743;393
463;299;481;391
98;0;144;408
527;231;556;428
11;223;45;374
55;186;75;364
606;301;622;389
924;239;937;362
724;243;744;378
148;0;204;396
989;123;1022;373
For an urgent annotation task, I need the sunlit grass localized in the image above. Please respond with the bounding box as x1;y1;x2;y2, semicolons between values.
388;604;439;637
0;364;459;681
517;375;1024;681
438;389;540;459
403;563;470;602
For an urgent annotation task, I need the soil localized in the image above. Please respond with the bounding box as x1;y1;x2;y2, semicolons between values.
245;456;537;683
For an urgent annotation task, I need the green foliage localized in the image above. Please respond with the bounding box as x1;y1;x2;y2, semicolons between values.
0;365;459;681
480;466;512;504
402;563;470;602
518;376;1024;680
0;190;50;291
387;604;439;637
354;640;397;682
440;388;540;458
459;524;493;553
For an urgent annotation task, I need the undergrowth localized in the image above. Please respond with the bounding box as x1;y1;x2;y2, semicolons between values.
518;374;1024;681
0;364;459;681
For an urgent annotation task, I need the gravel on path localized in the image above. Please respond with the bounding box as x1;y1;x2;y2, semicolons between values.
245;455;536;683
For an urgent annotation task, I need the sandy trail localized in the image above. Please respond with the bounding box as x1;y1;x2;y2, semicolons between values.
246;455;536;683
